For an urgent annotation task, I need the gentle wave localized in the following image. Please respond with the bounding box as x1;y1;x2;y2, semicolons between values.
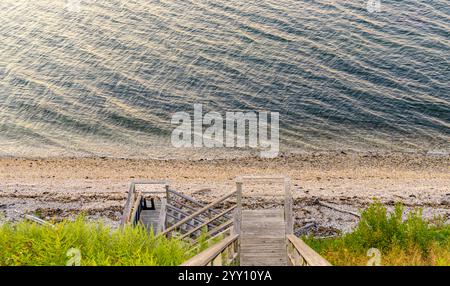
0;0;449;158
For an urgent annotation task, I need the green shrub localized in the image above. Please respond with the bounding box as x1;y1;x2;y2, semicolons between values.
0;217;191;266
305;201;450;266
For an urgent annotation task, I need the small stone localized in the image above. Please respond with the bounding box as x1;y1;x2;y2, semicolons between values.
441;200;450;206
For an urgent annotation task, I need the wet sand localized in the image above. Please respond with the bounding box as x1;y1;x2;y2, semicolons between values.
0;151;449;235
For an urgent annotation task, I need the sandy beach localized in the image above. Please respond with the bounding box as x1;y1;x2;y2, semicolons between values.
1;151;449;235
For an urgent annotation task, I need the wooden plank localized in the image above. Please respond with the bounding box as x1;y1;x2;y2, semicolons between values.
139;200;163;233
318;201;361;218
181;205;236;239
284;178;293;235
133;181;169;195
166;204;212;230
120;183;135;225
129;192;142;224
168;203;225;229
157;198;167;233
286;234;331;266
240;209;287;266
165;212;197;230
203;220;233;239
165;184;171;206
168;189;204;207
181;234;239;266
170;199;198;213
168;188;232;220
160;191;237;237
234;182;242;262
166;204;201;222
203;227;232;245
232;182;242;235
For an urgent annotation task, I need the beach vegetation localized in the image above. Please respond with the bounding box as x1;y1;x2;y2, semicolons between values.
305;201;450;266
0;217;196;266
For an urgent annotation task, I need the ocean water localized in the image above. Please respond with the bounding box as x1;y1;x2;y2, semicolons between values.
0;0;449;159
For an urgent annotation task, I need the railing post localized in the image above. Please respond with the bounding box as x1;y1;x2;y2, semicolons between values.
157;198;167;233
165;184;170;205
121;182;136;226
233;180;242;235
233;178;242;264
284;177;293;235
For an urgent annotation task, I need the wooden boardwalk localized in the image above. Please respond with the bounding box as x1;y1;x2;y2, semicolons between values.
240;209;287;266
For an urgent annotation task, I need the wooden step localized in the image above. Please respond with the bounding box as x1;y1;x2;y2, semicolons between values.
240;209;287;266
139;200;162;234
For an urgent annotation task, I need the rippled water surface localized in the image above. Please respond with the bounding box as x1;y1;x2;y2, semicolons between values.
0;0;449;158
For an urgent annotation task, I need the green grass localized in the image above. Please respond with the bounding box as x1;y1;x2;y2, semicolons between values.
0;218;195;266
305;201;450;266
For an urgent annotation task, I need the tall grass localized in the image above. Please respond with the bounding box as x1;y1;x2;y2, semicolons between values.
305;202;450;265
0;218;192;266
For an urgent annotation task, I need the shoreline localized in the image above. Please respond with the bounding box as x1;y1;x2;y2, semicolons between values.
1;152;449;235
1;148;449;161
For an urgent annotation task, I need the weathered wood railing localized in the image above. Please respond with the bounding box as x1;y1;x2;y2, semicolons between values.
180;176;331;266
156;198;167;233
181;233;331;266
166;189;232;228
121;181;236;238
286;234;331;266
235;176;293;235
160;191;238;244
165;188;206;230
129;191;143;225
181;234;240;266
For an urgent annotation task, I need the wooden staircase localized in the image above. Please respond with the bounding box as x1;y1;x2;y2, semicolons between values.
122;178;331;266
182;176;331;266
121;181;234;244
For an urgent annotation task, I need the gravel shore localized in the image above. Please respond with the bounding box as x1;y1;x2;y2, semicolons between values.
1;151;449;235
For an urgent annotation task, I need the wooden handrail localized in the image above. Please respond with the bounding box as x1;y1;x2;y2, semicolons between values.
121;183;136;225
204;220;233;238
181;205;237;239
166;204;205;225
168;189;204;207
168;188;232;220
286;234;331;266
156;198;167;233
166;204;195;218
160;191;237;237
129;192;143;225
166;212;198;229
204;227;232;245
169;199;198;213
166;201;221;229
181;234;239;266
